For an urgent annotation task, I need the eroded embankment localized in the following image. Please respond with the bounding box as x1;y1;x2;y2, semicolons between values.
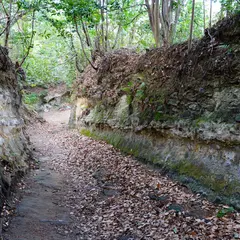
0;47;30;211
71;15;240;208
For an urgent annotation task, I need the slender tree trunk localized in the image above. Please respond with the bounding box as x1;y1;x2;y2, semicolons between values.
144;0;183;47
188;0;195;51
203;0;206;31
128;22;136;46
74;17;97;70
112;25;122;49
70;35;83;73
220;2;225;19
226;0;232;17
112;0;128;49
105;0;109;51
145;0;161;47
20;10;36;66
154;0;160;47
4;15;11;47
160;0;172;47
100;0;105;51
145;0;154;36
94;25;101;52
170;0;182;44
120;29;124;47
81;19;92;47
209;0;212;27
4;0;12;47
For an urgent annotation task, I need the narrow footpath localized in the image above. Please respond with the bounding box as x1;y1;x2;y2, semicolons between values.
3;110;240;240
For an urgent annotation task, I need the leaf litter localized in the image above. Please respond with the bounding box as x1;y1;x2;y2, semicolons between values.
24;121;240;240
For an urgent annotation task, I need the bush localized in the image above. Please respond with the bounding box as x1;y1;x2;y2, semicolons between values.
23;93;39;105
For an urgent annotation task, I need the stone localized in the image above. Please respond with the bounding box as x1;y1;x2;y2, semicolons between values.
167;204;184;213
0;46;30;209
235;114;240;123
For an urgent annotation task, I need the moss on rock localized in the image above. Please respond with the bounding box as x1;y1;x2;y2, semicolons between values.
80;126;240;209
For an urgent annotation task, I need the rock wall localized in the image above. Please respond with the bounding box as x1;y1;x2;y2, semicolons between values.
71;15;240;208
0;47;30;208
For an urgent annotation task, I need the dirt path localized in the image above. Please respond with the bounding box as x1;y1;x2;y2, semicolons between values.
3;110;73;240
3;110;240;240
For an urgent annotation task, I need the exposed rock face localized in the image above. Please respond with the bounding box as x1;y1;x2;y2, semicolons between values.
72;15;240;207
0;47;29;208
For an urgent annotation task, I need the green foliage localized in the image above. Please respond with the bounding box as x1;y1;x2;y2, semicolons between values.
135;82;146;101
122;80;147;104
175;0;204;43
1;0;236;90
23;92;39;105
219;0;240;16
121;87;132;95
10;13;75;86
217;207;235;218
80;128;97;138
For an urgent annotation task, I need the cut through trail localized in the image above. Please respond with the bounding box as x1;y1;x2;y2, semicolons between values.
3;110;240;240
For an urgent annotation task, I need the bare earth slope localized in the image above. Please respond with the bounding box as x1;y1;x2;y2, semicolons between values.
72;14;240;207
3;109;240;240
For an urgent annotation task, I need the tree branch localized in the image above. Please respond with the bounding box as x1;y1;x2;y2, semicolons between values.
74;17;98;71
0;1;9;16
125;11;145;26
20;10;36;66
0;6;21;37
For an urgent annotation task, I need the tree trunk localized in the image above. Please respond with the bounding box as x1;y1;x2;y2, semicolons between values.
169;0;183;44
203;0;206;31
220;2;225;19
100;0;105;51
145;0;161;47
20;10;36;66
4;15;11;47
162;0;169;46
226;0;233;17
209;0;212;27
74;17;97;71
81;19;92;47
128;22;136;46
188;0;195;51
112;25;122;49
70;35;83;73
145;0;182;47
154;0;160;47
4;0;13;48
94;25;101;53
105;0;109;51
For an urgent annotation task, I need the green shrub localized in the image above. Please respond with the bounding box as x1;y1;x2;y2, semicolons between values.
23;93;40;105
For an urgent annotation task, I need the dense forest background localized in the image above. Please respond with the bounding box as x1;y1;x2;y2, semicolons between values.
0;0;239;90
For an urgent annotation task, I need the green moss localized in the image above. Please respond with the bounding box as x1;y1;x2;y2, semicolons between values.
126;95;132;105
172;161;205;179
0;155;8;161
193;114;217;127
80;128;97;138
154;112;177;122
79;127;240;198
91;104;107;123
108;134;123;147
171;160;240;195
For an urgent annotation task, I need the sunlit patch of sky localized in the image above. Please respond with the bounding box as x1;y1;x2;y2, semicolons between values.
197;0;221;15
